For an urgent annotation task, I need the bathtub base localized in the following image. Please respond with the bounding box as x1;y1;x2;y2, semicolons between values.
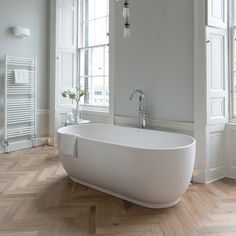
70;176;180;209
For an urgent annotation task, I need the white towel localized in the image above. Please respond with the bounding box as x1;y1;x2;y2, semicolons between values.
13;69;29;84
59;133;78;157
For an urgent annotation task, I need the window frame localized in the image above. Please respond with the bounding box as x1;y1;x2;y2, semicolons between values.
229;0;236;122
229;27;236;121
77;0;109;111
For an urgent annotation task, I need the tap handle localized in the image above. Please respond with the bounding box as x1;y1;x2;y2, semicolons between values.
144;110;150;117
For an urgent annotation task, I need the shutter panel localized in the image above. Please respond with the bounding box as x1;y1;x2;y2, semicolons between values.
206;0;227;29
232;28;236;116
206;27;228;124
55;0;77;128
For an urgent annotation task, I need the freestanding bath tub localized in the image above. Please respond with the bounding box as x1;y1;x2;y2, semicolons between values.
57;124;195;208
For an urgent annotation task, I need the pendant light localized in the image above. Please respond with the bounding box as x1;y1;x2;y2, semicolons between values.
123;0;130;18
116;0;131;38
124;18;131;38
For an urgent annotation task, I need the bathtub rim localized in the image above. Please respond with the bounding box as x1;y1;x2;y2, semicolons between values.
57;123;196;151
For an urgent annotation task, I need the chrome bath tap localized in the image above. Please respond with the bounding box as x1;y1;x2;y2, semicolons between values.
129;89;149;129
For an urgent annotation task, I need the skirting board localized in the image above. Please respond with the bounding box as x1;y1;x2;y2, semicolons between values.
114;116;194;135
207;166;226;184
35;137;49;146
227;167;236;179
225;124;236;181
192;168;207;184
0;137;49;154
7;140;33;153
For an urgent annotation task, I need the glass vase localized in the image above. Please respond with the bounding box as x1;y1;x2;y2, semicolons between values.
73;102;82;124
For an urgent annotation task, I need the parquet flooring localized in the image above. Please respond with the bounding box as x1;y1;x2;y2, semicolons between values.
0;147;236;236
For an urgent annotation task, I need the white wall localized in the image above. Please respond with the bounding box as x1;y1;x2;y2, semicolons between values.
225;124;236;179
0;0;50;138
113;0;194;123
0;0;50;110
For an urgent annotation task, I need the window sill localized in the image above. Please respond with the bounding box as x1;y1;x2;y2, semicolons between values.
226;122;236;132
81;105;110;115
228;119;236;124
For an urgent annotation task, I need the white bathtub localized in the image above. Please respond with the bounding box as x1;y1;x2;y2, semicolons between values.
57;124;196;208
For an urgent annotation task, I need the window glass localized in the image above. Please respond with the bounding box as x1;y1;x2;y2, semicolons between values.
232;27;236;117
80;0;109;107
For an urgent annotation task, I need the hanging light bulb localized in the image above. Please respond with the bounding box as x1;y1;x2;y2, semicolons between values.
115;0;132;38
124;19;131;38
123;0;130;18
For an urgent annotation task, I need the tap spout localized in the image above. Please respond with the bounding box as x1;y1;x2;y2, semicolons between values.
129;89;145;101
129;89;148;128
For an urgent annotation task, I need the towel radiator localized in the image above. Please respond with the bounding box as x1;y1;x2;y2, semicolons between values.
0;55;37;153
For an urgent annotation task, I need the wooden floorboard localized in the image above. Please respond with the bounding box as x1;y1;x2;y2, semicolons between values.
0;146;236;235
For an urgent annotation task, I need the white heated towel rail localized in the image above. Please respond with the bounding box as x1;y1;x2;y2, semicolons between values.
0;55;37;152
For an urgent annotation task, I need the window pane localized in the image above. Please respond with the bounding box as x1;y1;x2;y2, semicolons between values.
88;0;94;20
80;76;109;106
234;72;236;117
91;47;104;76
82;0;109;47
80;48;90;77
83;0;108;21
105;76;109;106
80;76;108;106
80;76;91;104
80;46;108;77
83;0;94;22
105;46;109;75
233;29;236;117
80;0;109;107
94;0;108;19
83;17;108;47
91;76;104;106
93;17;108;46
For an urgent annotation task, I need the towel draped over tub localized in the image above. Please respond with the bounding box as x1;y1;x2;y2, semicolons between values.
59;133;78;157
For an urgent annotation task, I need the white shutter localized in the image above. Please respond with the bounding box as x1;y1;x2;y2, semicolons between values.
232;28;236;117
55;0;77;128
206;27;228;124
206;0;227;29
56;0;77;49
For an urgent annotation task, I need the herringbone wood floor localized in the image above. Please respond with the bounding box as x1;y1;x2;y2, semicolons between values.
0;147;236;236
